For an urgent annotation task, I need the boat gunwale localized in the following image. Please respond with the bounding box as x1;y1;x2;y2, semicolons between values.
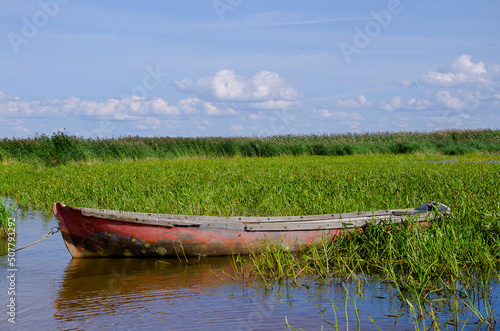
55;202;447;230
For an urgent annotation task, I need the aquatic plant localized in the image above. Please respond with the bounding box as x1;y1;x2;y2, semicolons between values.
0;129;498;165
229;203;499;329
0;199;15;237
285;281;497;330
0;153;498;217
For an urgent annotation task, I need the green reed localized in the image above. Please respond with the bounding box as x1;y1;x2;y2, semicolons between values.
1;153;498;218
237;210;499;329
1;129;499;165
0;199;15;237
233;207;499;326
285;282;497;330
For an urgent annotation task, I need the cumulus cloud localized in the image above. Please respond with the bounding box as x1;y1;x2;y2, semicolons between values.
175;69;301;101
177;97;201;114
249;100;299;110
314;109;362;129
177;97;237;116
0;93;180;119
381;54;500;113
315;109;364;121
379;96;432;112
397;80;418;88
419;54;487;87
434;91;465;110
335;95;371;109
136;117;161;130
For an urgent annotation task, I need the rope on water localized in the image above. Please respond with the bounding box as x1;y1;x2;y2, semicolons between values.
0;227;60;256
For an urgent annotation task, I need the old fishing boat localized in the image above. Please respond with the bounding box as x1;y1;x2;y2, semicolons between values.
53;201;450;259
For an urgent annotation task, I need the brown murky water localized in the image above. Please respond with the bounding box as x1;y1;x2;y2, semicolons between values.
1;207;499;330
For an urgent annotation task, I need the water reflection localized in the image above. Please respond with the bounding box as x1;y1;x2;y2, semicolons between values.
52;256;420;330
54;257;283;330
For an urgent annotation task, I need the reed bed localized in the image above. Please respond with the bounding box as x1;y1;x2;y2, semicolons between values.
0;199;17;237
0;153;498;217
0;199;11;237
0;129;498;165
239;210;499;328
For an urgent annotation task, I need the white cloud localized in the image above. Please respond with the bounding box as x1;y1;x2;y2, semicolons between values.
0;93;181;119
177;97;201;114
315;109;364;121
380;96;402;112
490;65;500;82
136;117;161;130
419;54;487;87
202;102;237;116
150;98;179;115
175;69;301;101
434;91;465;110
397;80;418;88
379;96;431;112
381;55;500;114
335;95;371;109
176;97;237;116
249;100;299;110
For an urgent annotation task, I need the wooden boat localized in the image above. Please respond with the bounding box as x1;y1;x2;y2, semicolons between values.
52;201;450;259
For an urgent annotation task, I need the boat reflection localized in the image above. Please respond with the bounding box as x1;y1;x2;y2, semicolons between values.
53;257;275;329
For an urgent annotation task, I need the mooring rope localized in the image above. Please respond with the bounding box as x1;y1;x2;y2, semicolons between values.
0;227;60;256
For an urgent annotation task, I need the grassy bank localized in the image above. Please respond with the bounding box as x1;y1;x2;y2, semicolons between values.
1;129;499;165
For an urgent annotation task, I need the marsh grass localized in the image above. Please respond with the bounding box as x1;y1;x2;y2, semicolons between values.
0;199;15;237
228;207;500;330
232;210;500;329
1;153;498;218
0;129;499;165
283;274;497;330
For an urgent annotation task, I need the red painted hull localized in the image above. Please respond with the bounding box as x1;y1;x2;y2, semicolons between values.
53;202;450;259
53;203;342;258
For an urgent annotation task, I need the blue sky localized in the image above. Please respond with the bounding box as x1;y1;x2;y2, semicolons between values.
1;0;499;138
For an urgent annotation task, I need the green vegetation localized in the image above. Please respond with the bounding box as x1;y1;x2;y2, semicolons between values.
0;199;15;237
0;153;498;217
234;211;499;328
0;129;499;165
0;136;498;329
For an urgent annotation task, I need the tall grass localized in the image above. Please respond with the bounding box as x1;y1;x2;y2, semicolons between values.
234;211;499;329
0;153;498;217
0;199;15;237
0;129;498;165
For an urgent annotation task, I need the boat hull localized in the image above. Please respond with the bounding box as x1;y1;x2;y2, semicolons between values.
53;202;449;259
53;203;342;258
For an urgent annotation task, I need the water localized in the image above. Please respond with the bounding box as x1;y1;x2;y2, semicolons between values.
1;208;499;330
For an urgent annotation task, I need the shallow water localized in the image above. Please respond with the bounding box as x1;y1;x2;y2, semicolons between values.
1;208;499;330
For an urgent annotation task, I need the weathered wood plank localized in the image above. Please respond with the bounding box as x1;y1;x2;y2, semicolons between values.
80;207;410;224
245;213;433;232
245;217;395;231
79;206;434;230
